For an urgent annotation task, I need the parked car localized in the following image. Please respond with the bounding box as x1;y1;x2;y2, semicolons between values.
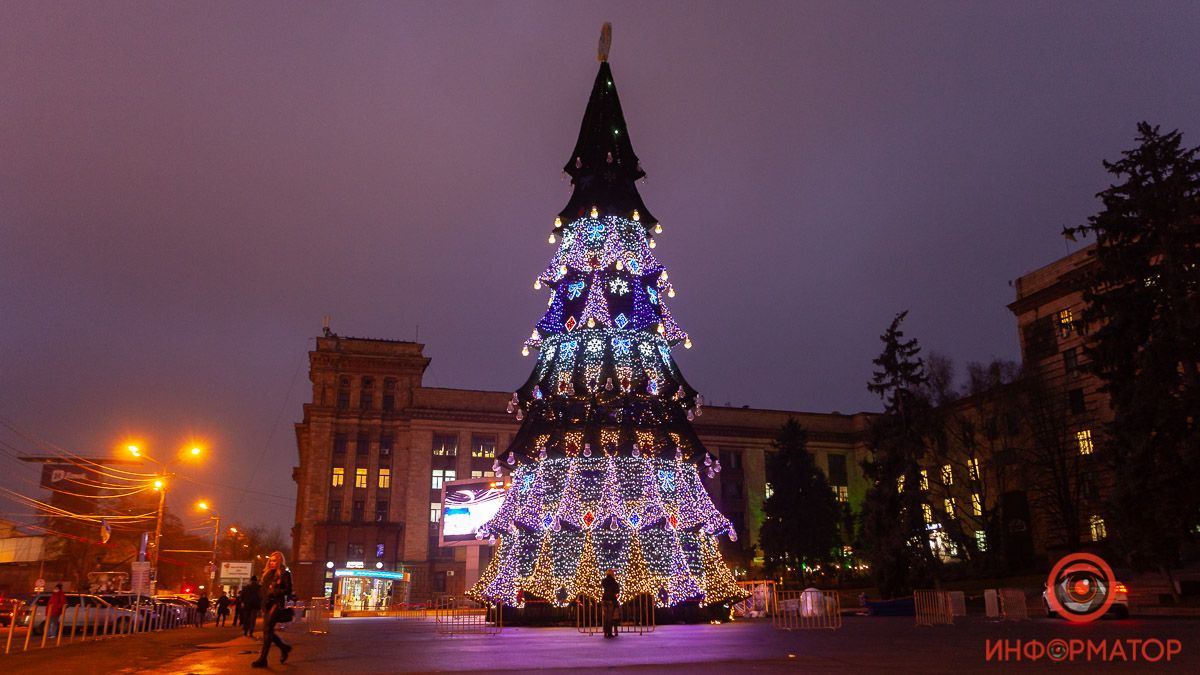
1042;578;1130;619
153;595;197;624
100;593;161;628
1;594;34;627
20;593;136;634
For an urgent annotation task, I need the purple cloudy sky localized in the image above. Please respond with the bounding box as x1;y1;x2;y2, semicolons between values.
2;2;1198;532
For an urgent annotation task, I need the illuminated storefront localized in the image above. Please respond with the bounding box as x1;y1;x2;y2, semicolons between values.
333;568;409;611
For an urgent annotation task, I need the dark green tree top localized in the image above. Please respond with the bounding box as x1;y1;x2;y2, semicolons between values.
760;419;841;582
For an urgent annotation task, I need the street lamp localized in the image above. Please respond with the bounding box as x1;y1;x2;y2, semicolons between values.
197;501;221;591
128;442;206;594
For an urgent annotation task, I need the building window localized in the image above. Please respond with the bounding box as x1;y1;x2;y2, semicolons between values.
432;469;456;490
430;502;442;523
719;449;742;471
325;541;337;560
356;433;369;455
971;493;982;517
944;498;956;518
1057;308;1074;337
826;454;847;486
331;467;344;487
470;470;485;478
896;475;905;492
382;378;396;411
355;467;368;489
919;469;929;491
721;481;744;499
1076;429;1094;455
922;503;933;524
1068;388;1086;415
333;433;348;454
472;434;497;459
352;500;364;522
380;434;393;456
1090;515;1107;541
832;485;848;503
967;457;980;482
1062;347;1078;374
360;376;374;410
346;543;365;559
375;500;388;522
941;464;953;486
975;530;987;552
764;482;774;500
378;468;391;489
327;500;341;522
432;433;458;457
337;377;350;409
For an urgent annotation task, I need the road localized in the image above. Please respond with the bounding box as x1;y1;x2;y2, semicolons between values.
2;614;1197;673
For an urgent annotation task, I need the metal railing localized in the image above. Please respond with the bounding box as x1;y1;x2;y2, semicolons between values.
914;590;955;626
432;595;502;636
575;594;655;636
772;589;842;630
732;580;775;619
304;597;330;634
4;595;203;656
998;588;1029;621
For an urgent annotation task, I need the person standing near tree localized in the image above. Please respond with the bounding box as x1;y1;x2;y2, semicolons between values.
240;576;261;638
601;569;620;639
46;584;67;638
250;551;293;668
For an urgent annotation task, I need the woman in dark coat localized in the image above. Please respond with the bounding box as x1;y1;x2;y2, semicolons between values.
251;551;293;667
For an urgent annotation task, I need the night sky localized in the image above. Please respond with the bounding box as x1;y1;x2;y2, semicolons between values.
3;2;1199;533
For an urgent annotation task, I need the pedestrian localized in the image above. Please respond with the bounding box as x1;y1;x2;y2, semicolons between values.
240;576;261;638
196;592;210;627
216;590;231;626
232;589;242;629
601;569;621;639
250;551;293;668
46;583;67;638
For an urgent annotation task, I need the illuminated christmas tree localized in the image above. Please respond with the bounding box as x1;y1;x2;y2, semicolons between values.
470;30;747;609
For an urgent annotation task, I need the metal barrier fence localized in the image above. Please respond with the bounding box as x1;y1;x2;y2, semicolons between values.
771;589;842;631
914;590;955;626
732;580;775;619
432;595;502;636
4;595;203;656
304;597;330;634
575;595;655;636
998;588;1029;621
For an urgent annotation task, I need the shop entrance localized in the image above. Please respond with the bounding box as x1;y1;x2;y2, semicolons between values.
333;569;410;613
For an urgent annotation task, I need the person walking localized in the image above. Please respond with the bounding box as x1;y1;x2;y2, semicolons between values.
216;590;231;626
601;569;621;639
240;576;261;638
195;592;210;627
251;551;293;668
231;589;242;630
46;584;67;638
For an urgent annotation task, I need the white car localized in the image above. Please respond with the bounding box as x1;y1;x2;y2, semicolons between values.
21;593;136;635
1042;579;1130;619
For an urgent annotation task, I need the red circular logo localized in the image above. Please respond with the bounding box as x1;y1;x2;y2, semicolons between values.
1045;552;1116;623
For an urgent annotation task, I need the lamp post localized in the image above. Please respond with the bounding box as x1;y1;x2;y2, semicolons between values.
129;443;204;594
198;502;221;591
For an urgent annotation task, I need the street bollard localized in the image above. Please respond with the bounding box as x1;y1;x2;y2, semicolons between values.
23;603;34;652
40;605;50;649
69;598;81;643
5;600;19;655
102;605;111;638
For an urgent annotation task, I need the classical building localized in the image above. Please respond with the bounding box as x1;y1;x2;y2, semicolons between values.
291;334;873;602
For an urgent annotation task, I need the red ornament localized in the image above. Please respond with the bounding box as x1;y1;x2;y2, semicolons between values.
565;316;577;331
668;514;678;529
583;511;595;528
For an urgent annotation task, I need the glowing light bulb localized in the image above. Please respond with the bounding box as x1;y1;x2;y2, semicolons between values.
657;323;665;334
649;239;656;249
534;279;542;290
631;210;640;222
554;216;562;228
615;260;623;271
684;337;693;349
587;317;595;328
547;295;553;307
548;233;556;244
522;345;530;356
667;287;675;298
590;206;599;218
660;271;669;281
559;264;568;276
655;222;663;234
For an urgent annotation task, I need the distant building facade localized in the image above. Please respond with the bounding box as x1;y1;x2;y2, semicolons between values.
291;334;873;601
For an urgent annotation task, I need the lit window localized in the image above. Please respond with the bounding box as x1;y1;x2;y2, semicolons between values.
842;545;853;557
896;475;905;492
432;433;458;456
1058;308;1074;336
1076;429;1094;455
832;485;848;503
1090;515;1106;541
331;467;344;487
472;434;497;459
919;470;929;491
944;498;956;518
355;468;368;488
431;469;456;489
470;470;485;478
765;482;775;500
922;503;933;524
378;468;391;489
971;493;982;517
941;464;953;486
967;458;980;482
430;502;442;523
975;530;987;551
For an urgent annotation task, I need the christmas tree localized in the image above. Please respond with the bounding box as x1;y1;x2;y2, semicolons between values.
470;29;748;609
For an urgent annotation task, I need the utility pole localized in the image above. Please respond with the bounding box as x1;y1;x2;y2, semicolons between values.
151;477;166;594
209;513;221;591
